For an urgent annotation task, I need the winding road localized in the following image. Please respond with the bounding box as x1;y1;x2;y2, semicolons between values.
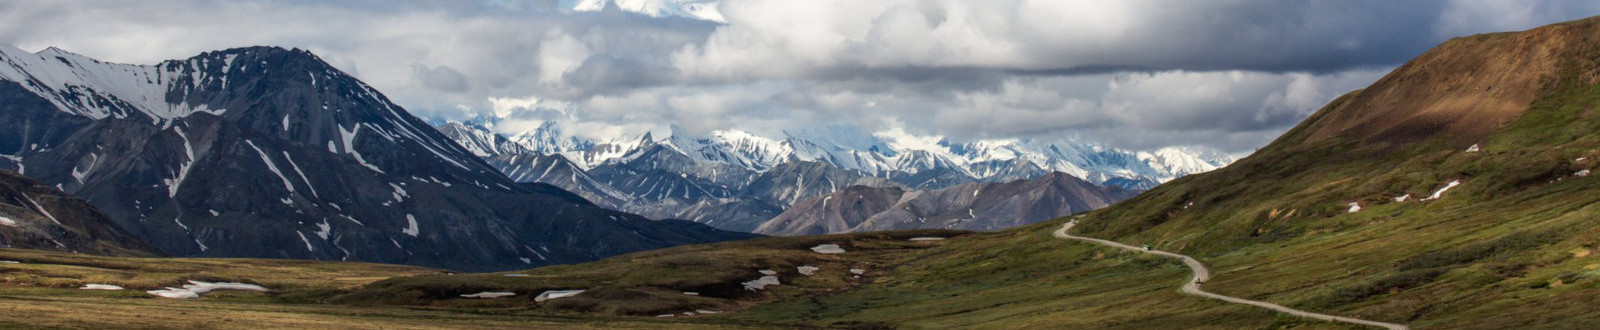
1053;221;1409;330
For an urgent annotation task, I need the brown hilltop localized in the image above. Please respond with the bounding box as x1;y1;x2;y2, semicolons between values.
1296;16;1600;148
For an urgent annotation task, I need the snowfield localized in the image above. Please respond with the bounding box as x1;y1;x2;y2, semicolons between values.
742;276;780;291
79;284;124;290
461;291;516;299
147;281;268;299
810;244;846;254
534;289;585;302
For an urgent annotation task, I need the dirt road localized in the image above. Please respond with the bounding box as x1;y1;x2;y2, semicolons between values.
1053;221;1409;330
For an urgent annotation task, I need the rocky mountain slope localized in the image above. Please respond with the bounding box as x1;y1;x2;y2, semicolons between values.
755;172;1137;235
0;170;159;256
0;45;753;271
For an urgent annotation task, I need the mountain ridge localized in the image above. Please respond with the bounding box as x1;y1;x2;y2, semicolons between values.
0;45;755;271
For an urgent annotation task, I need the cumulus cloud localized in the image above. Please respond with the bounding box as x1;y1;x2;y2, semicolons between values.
0;0;1596;153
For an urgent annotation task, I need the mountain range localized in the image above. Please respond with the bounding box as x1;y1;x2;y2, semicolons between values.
0;45;752;271
569;0;726;22
754;172;1139;235
438;116;1229;232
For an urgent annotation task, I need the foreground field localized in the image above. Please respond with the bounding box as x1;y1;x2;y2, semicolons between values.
0;226;1352;329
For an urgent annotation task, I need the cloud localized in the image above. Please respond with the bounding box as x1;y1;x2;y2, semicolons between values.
1;0;1597;154
412;64;469;93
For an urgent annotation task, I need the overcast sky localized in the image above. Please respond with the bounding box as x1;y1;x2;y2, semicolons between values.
1;0;1597;153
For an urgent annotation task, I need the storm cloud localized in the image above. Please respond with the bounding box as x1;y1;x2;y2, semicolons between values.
0;0;1596;153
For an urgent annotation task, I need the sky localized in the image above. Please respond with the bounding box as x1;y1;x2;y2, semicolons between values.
1;0;1597;153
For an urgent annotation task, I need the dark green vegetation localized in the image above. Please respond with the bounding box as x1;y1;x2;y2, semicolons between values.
338;230;970;316
0;232;964;329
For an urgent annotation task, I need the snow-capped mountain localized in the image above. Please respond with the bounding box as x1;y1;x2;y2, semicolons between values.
444;118;1235;190
437;117;1234;233
0;45;752;271
755;172;1140;236
435;121;530;157
570;0;725;22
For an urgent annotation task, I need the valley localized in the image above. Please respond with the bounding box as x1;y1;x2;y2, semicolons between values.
1;2;1598;329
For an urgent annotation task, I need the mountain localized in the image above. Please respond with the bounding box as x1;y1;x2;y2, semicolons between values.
737;160;896;207
443;120;1233;191
0;170;160;256
754;172;1137;235
438;118;1207;232
435;121;530;157
487;153;632;206
0;45;753;271
570;0;725;22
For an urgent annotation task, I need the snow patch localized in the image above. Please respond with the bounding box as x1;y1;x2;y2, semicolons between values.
1422;180;1462;201
19;194;60;226
295;230;315;252
460;291;516;299
338;124;385;173
534;289;585;302
1393;194;1410;202
389;183;409;203
0;215;16;227
1577;169;1591;177
1465;144;1480;152
742;276;780;291
1347;202;1361;213
797;265;819;276
810;244;845;254
245;140;295;194
402;214;419;237
80;284;124;290
163;128;196;198
313;220;331;240
758;269;777;276
281;151;319;198
147;281;267;299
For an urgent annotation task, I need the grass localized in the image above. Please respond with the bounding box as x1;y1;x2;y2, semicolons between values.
0;248;443;301
0;231;971;329
338;230;972;316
